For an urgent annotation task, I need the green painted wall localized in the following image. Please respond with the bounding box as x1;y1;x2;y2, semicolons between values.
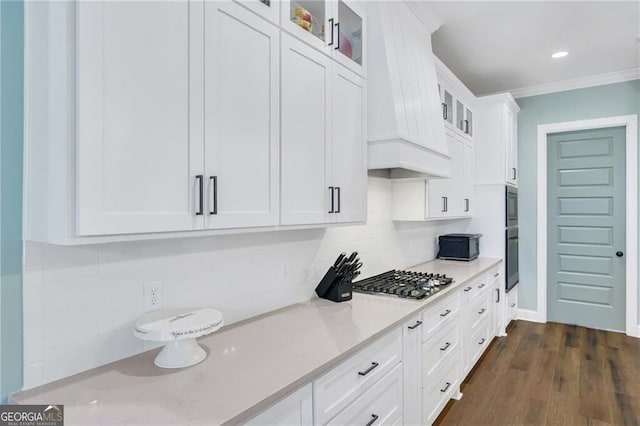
0;0;24;402
516;80;640;317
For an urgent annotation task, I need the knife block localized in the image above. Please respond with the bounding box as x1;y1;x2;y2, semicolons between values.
315;266;353;303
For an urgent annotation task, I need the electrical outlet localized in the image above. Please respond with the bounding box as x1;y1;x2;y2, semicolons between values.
143;281;162;312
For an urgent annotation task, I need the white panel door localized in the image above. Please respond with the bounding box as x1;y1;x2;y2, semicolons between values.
331;63;366;223
280;33;332;225
505;106;517;185
463;141;474;215
428;132;455;218
76;1;202;236
204;1;279;229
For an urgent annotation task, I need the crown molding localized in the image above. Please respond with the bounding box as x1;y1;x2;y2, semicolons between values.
404;1;443;34
507;68;640;99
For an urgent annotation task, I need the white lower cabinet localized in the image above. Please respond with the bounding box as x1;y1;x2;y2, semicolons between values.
327;365;403;426
313;328;402;425
423;349;461;425
248;262;506;426
245;384;312;426
403;316;423;426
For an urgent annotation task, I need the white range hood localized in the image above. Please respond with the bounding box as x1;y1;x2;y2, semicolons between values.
367;2;450;179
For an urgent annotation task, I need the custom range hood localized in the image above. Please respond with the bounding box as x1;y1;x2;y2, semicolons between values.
367;2;450;179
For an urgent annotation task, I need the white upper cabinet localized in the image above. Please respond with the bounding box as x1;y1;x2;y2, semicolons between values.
475;93;520;186
280;33;366;225
235;0;280;25
505;106;518;186
280;33;332;226
436;57;475;141
281;0;366;77
76;1;201;236
25;0;366;244
204;1;280;229
330;64;367;223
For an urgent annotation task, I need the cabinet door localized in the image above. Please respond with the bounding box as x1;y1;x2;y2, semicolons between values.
76;1;201;236
332;0;366;77
462;141;474;215
204;1;279;229
244;384;312;426
234;0;279;25
281;0;331;53
427;133;455;218
403;316;423;426
505;106;517;185
281;33;332;225
331;63;367;223
429;134;464;217
442;88;454;126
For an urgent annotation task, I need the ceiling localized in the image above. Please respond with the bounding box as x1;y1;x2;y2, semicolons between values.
421;1;640;96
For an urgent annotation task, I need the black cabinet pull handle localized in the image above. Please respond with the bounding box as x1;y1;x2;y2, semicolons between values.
478;308;486;314
464;198;469;212
464;119;470;134
511;303;516;308
328;18;334;46
440;342;451;351
335;22;340;50
512;168;517;180
442;103;448;120
366;414;379;426
440;309;451;317
358;362;379;376
445;197;448;212
478;283;486;289
616;251;624;257
493;273;499;277
463;286;472;292
408;320;422;330
210;176;217;215
335;187;341;213
496;288;500;303
196;175;203;216
479;338;486;345
440;382;451;393
328;187;335;213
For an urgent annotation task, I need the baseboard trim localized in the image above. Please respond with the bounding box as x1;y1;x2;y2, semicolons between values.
627;324;640;339
515;309;545;323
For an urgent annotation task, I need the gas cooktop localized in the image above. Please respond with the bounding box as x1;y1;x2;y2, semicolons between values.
352;270;454;300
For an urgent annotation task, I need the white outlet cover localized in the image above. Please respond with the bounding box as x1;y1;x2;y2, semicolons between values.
144;281;162;312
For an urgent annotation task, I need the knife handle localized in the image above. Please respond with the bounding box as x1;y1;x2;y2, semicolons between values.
333;252;346;268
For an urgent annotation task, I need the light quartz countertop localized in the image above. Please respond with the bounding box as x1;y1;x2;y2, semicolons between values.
12;257;501;425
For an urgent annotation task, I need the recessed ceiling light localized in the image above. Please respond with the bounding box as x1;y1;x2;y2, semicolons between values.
551;51;569;59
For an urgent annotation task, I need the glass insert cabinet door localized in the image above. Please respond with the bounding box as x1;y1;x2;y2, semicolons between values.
282;0;366;75
237;0;280;25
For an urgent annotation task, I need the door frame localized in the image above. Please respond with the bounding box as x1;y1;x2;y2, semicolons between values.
536;115;638;336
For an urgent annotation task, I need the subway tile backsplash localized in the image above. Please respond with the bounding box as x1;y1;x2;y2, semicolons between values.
22;176;469;388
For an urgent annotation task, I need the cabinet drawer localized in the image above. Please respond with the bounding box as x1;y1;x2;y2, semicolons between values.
469;319;491;367
422;316;460;378
422;349;460;423
421;291;460;341
469;275;490;302
327;364;402;426
470;293;491;331
314;328;402;425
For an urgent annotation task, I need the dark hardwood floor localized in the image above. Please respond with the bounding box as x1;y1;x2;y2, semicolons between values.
434;320;640;426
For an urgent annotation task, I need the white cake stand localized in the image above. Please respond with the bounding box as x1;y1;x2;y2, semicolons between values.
134;308;224;368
